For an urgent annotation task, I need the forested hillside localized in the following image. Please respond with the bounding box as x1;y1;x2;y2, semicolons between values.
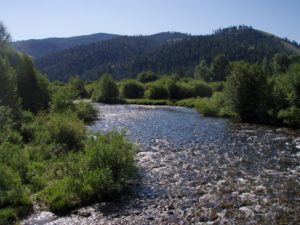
33;26;300;81
13;33;119;58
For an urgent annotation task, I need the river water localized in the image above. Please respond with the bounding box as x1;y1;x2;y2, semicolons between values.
22;104;300;225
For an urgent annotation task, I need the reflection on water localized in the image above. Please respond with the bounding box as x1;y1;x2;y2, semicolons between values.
23;104;300;225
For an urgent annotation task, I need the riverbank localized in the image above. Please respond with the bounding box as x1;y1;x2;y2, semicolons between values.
22;104;300;225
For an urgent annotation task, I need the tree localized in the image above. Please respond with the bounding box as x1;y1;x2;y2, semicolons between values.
137;71;158;83
225;61;268;123
68;76;88;98
0;56;19;108
0;22;11;49
93;74;119;103
17;54;50;112
194;59;211;81
211;54;229;81
145;84;169;100
120;80;144;99
272;53;292;74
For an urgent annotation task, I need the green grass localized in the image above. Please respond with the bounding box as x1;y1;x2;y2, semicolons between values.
174;98;198;107
125;98;173;105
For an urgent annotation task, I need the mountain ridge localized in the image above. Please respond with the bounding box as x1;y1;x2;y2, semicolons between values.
13;32;120;58
12;26;300;81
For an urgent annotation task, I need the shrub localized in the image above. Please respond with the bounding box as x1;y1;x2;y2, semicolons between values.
33;113;86;151
137;71;158;83
38;132;136;213
145;84;169;99
196;92;232;117
0;165;32;224
93;74;119;103
74;102;97;123
50;85;77;113
209;81;225;92
190;81;212;97
38;178;81;213
85;132;136;184
165;80;181;99
120;80;144;99
224;61;268;122
0;142;29;182
68;76;88;98
277;106;300;127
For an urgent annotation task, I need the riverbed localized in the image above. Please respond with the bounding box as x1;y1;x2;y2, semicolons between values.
22;104;300;225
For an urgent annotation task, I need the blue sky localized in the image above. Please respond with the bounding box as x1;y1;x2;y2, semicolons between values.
1;0;300;42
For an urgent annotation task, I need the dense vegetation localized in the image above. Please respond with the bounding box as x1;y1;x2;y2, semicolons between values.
31;26;300;81
1;20;300;224
13;33;119;58
0;23;136;225
77;48;300;128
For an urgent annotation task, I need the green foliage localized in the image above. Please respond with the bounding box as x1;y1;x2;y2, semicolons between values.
50;85;77;113
224;61;269;122
68;76;88;98
16;54;50;112
120;80;144;98
74;101;97;123
86;132;136;183
210;54;229;81
38;178;81;213
272;53;292;74
277;106;300;127
145;84;169;99
196;92;232;117
175;98;197;108
0;56;19;109
137;71;158;83
0;106;17;131
32;113;86;152
0;165;32;224
190;81;213;98
194;59;211;81
125;98;172;105
209;81;225;92
93;74;119;103
38;132;136;213
33;26;292;81
0;22;11;49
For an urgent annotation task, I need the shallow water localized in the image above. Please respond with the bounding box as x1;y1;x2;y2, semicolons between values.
22;104;300;225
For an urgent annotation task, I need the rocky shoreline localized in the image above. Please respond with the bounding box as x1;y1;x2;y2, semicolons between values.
22;105;300;225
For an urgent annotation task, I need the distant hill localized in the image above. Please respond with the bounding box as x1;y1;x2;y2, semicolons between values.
12;33;119;58
16;26;300;81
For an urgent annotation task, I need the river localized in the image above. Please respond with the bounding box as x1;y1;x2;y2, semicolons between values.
22;104;300;224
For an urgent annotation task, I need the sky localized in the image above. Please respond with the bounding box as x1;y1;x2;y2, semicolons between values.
1;0;300;42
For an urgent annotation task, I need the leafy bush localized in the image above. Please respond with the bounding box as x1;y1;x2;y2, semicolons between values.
74;101;97;123
196;92;233;117
38;132;136;213
137;71;158;83
33;113;86;152
175;98;197;108
190;81;212;97
93;74;119;103
0;142;29;182
224;61;269;122
277;106;300;127
120;80;144;99
145;84;169;99
50;85;77;113
38;178;81;213
0;165;32;224
209;81;225;92
68;76;88;98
